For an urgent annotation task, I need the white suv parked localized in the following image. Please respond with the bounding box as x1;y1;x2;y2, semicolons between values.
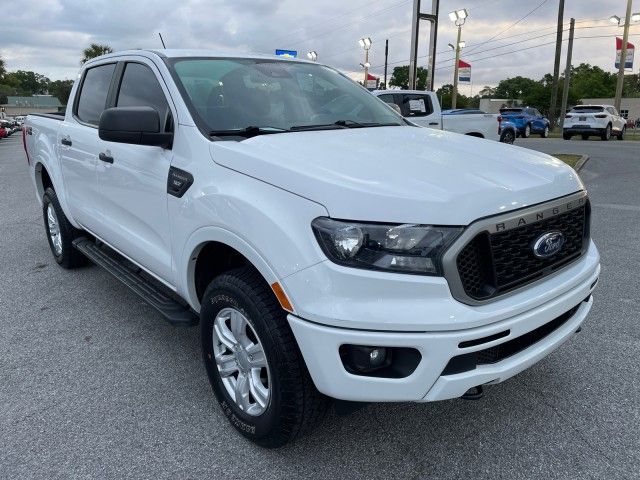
563;104;626;140
24;50;600;447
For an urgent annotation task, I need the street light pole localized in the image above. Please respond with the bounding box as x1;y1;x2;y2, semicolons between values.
452;24;462;109
559;18;575;131
614;0;633;112
359;37;372;87
449;9;468;109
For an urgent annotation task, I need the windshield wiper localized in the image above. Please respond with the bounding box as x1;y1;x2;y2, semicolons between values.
208;126;289;138
291;120;402;132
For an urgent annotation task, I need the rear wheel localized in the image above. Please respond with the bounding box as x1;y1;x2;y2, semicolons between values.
523;124;531;138
563;132;572;140
601;124;611;141
200;266;329;448
581;134;589;140
500;129;515;144
42;188;87;268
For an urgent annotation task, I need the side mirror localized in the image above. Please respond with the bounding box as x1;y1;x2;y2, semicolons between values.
99;106;173;148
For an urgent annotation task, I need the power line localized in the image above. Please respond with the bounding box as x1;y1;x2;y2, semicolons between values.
463;0;551;54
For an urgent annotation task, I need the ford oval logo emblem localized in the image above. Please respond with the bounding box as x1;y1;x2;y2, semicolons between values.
532;231;565;258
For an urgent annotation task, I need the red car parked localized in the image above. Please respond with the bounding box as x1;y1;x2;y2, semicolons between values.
0;126;8;138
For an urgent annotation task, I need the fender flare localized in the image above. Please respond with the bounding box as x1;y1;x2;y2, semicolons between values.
179;226;282;312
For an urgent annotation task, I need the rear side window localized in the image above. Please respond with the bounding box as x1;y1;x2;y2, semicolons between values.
76;63;116;126
400;94;433;117
500;108;522;114
117;63;170;129
571;106;604;113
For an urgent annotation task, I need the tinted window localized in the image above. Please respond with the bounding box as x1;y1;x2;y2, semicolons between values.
571;106;604;113
117;63;170;129
76;63;116;126
500;108;522;114
377;94;396;104
400;94;433;117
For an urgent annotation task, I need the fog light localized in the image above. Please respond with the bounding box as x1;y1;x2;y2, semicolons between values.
369;348;386;367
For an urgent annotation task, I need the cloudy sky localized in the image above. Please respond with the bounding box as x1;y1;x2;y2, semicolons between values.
0;0;638;91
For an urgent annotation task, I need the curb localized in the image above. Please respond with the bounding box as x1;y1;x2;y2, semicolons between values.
574;154;590;172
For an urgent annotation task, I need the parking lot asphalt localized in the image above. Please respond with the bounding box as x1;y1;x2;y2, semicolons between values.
1;133;639;480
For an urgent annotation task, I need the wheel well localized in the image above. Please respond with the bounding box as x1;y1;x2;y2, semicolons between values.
35;163;53;198
193;242;252;302
465;132;484;138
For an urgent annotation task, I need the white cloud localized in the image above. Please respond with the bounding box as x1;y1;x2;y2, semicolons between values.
0;0;636;87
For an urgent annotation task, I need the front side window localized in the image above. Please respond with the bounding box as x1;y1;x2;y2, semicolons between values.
117;63;171;129
76;63;116;126
169;58;405;136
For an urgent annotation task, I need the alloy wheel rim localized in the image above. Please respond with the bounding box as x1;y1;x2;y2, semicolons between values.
212;307;270;416
47;204;63;256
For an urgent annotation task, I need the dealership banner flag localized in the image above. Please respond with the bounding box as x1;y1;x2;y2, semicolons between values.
615;37;634;69
458;60;471;83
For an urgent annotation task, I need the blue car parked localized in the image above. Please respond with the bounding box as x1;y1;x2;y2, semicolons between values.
499;107;550;138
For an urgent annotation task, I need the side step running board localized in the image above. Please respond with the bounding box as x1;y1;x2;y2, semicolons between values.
73;237;198;327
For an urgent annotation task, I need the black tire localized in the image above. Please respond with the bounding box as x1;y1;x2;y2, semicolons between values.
500;129;515;144
522;124;531;138
581;134;589;140
42;188;87;268
617;126;625;140
540;125;549;138
601;124;611;141
200;266;329;448
563;132;572;140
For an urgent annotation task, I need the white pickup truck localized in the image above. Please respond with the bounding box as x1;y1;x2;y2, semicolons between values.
24;50;600;448
372;90;500;140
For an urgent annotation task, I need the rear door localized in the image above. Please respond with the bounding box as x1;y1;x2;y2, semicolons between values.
96;59;175;283
59;62;116;232
397;93;440;128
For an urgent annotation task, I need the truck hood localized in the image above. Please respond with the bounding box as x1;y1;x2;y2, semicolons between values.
210;126;583;225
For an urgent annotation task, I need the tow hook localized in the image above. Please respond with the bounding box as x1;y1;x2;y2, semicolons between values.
461;385;484;400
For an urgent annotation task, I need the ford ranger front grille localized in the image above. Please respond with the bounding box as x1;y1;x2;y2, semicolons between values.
442;191;591;305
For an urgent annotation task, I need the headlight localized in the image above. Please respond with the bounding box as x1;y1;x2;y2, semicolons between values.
311;217;463;275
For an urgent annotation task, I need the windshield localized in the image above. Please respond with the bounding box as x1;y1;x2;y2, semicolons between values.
169;58;405;137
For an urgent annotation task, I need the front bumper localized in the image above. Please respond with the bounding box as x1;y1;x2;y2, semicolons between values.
286;243;600;403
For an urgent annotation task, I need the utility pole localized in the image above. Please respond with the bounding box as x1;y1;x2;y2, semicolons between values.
559;18;575;131
384;39;389;89
409;0;439;90
549;0;565;130
614;0;633;112
452;25;463;109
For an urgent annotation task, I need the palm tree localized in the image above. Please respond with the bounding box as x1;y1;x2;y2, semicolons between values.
81;44;114;65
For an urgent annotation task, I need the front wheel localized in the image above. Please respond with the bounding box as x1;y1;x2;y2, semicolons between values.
42;188;87;268
563;132;572;140
617;126;626;140
523;124;531;138
200;267;329;448
540;125;549;138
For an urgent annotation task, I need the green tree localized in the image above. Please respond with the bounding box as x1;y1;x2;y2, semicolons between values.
3;70;50;95
569;63;616;99
49;79;75;105
81;43;113;65
0;55;6;82
389;66;429;90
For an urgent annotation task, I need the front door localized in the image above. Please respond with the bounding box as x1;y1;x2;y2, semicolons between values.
96;60;175;283
397;93;441;129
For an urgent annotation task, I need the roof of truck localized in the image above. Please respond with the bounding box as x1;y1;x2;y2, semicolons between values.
85;49;317;64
